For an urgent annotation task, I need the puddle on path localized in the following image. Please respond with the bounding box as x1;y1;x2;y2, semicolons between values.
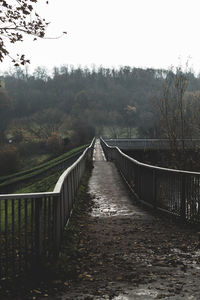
59;287;158;300
113;288;158;299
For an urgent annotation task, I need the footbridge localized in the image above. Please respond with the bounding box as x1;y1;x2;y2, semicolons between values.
1;137;200;291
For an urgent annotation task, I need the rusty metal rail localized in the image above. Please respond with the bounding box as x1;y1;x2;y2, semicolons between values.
101;138;200;224
0;138;95;279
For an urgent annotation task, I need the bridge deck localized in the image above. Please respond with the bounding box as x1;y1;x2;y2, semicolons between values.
90;139;147;219
57;140;200;299
3;141;200;299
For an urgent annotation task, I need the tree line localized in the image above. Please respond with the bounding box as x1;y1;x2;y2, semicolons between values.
1;65;200;174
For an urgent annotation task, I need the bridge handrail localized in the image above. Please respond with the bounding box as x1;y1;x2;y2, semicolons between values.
104;138;200;150
0;147;88;194
0;138;95;199
105;143;200;175
0;138;95;279
100;137;200;224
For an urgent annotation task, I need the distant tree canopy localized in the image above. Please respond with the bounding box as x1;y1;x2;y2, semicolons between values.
0;88;12;142
1;65;200;174
0;0;49;65
2;65;200;144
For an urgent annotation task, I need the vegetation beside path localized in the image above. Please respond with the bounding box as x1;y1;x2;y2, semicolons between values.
0;163;93;299
0;144;88;194
1;155;200;299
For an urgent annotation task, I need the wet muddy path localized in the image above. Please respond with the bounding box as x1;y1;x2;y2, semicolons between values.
44;140;200;299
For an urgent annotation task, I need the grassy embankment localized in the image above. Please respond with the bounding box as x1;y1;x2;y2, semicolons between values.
0;144;88;194
0;163;93;298
0;144;89;233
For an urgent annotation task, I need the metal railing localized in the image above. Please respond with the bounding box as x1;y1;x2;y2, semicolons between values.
0;138;95;279
104;138;200;150
0;147;88;194
101;138;200;224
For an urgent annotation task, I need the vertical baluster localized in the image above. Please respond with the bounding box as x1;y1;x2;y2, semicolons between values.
192;175;194;222
12;199;15;275
48;196;51;252
176;174;179;213
198;176;200;222
68;174;72;213
24;198;28;269
5;199;8;277
175;175;177;214
74;166;77;193
0;199;2;278
194;176;197;221
71;171;75;206
194;176;196;222
153;169;157;209
54;195;61;256
65;176;68;219
63;184;66;226
74;167;77;198
173;174;176;213
171;172;173;213
188;176;191;221
78;163;80;187
168;173;170;212
185;175;188;220
35;198;43;260
170;174;173;212
172;173;175;212
31;199;34;253
43;197;47;255
192;176;196;222
61;188;64;229
190;175;193;221
66;175;70;222
181;174;186;221
67;176;70;218
76;165;79;191
179;174;181;215
18;199;21;272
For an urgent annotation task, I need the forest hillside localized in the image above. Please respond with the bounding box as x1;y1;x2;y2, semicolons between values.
1;66;200;174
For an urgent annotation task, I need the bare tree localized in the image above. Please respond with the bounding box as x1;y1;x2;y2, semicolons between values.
175;67;188;151
158;67;188;152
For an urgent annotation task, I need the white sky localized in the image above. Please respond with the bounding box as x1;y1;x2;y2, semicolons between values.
2;0;200;74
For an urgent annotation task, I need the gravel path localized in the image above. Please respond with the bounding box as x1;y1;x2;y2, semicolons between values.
46;140;200;299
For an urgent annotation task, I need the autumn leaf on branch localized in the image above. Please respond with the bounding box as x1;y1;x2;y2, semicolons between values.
0;0;57;65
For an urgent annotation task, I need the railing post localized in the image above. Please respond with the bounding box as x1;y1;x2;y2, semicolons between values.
181;174;186;220
54;195;61;256
35;198;43;258
137;165;141;197
153;169;157;209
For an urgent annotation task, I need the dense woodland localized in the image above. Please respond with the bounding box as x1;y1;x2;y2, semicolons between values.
1;65;200;175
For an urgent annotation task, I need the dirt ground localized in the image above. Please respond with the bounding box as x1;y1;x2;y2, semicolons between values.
2;140;200;299
43;140;200;299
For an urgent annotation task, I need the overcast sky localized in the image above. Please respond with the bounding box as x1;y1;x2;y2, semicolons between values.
2;0;200;74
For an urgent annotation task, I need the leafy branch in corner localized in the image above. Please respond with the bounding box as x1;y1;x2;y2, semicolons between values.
0;0;67;66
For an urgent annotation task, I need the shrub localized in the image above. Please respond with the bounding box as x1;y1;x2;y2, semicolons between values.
0;145;20;176
18;140;46;157
46;132;62;154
